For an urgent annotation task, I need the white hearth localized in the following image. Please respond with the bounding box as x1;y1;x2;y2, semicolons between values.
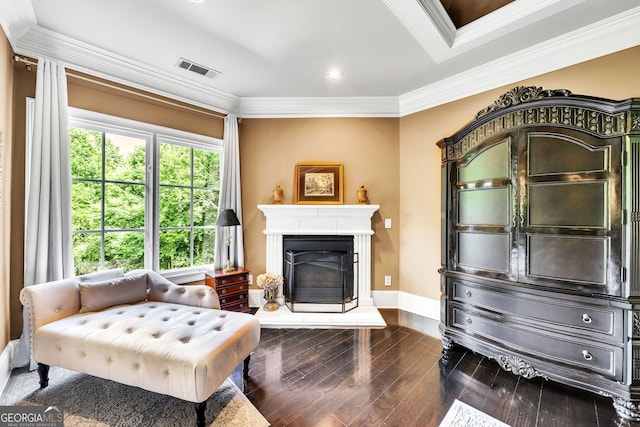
257;204;380;308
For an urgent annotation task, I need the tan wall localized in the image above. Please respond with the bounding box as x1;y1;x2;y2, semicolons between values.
67;75;224;138
0;30;14;348
239;118;400;291
399;45;640;300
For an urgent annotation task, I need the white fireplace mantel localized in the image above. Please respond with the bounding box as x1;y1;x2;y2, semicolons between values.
257;204;380;307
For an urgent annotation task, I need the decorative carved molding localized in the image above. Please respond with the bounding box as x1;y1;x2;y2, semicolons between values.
475;86;572;119
631;112;640;131
634;313;640;337
492;354;549;380
613;397;640;422
441;336;454;351
445;106;627;161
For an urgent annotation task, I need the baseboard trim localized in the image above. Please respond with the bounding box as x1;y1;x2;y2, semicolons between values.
249;289;440;321
373;290;440;321
0;340;17;394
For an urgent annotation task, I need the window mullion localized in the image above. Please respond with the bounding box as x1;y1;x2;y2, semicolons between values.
100;132;106;270
149;134;159;271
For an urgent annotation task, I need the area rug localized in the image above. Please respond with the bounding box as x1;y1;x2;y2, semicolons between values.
255;305;387;328
439;400;510;427
0;366;269;427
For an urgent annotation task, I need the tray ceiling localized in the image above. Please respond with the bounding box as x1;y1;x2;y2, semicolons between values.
0;0;639;117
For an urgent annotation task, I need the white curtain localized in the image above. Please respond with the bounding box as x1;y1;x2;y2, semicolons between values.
13;58;73;369
214;114;244;270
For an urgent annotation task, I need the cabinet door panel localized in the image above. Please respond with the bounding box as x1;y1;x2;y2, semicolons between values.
457;232;511;273
450;136;516;279
528;182;607;228
459;139;510;182
518;128;621;294
528;133;608;176
527;235;608;285
459;187;511;226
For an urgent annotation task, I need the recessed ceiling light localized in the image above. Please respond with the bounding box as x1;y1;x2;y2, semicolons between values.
190;0;205;3
326;70;344;81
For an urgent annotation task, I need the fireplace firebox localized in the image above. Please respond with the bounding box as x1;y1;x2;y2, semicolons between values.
283;235;358;313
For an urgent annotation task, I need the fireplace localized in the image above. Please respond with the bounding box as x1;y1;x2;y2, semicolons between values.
283;235;358;312
257;204;379;311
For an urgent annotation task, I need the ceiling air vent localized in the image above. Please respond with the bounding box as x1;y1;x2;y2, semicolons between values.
175;57;221;79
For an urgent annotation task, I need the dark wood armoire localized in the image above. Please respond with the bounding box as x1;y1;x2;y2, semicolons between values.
438;86;640;420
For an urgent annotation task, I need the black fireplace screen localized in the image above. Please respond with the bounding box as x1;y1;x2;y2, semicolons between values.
284;250;358;312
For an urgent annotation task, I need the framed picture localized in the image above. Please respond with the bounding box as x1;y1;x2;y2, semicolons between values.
295;162;344;204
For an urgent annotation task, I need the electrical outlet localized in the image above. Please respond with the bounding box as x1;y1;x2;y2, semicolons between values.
384;275;392;286
248;274;253;285
384;218;392;229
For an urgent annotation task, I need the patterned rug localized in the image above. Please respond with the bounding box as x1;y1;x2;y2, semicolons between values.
0;366;269;427
439;400;510;427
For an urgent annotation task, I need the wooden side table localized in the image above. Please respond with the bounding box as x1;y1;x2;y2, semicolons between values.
204;268;250;313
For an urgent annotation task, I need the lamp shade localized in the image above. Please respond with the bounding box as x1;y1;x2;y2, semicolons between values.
216;209;240;227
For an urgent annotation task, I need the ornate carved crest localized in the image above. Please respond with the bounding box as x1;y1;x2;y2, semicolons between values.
475;86;572;119
492;354;549;380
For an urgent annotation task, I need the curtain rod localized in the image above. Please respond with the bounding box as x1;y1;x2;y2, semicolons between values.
13;54;229;120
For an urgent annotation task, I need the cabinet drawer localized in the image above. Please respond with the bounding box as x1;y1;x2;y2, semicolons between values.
222;300;250;313
451;306;622;380
219;291;247;307
217;282;248;296
452;281;622;341
217;274;249;287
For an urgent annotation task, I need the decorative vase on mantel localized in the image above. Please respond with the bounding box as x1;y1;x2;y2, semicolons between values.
357;185;368;204
263;288;279;311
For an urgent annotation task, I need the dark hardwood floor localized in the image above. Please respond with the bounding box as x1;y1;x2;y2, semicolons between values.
231;309;638;427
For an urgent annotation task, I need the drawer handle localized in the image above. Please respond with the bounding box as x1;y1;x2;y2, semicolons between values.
239;285;245;290
239;295;245;300
582;350;593;361
239;304;245;308
221;279;227;284
221;289;227;294
221;299;227;304
582;314;592;324
465;317;472;324
464;290;472;297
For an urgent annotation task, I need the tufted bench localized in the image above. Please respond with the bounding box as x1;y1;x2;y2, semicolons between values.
20;269;260;427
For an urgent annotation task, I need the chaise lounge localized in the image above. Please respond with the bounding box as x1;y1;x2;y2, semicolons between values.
19;268;261;427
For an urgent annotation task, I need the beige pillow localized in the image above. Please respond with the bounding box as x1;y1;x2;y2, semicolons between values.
78;273;148;313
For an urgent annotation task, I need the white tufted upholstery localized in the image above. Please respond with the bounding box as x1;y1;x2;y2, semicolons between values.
20;270;260;404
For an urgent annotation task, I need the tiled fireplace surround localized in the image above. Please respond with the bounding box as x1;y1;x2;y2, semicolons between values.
255;204;385;327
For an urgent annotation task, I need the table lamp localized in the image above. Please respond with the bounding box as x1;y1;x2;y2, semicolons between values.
216;209;241;273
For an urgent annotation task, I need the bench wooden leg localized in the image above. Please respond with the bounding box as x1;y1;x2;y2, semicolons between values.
195;401;206;427
243;355;251;380
37;363;49;388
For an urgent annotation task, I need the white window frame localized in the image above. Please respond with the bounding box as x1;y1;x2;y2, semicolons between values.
27;99;224;283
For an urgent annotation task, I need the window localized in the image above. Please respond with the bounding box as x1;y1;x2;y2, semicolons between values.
65;106;222;278
70;128;147;274
157;138;220;270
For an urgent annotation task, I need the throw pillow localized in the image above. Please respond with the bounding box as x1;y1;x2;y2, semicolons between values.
79;273;148;313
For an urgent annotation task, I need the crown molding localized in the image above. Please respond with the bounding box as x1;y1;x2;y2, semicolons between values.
399;5;640;117
239;96;399;118
383;0;585;63
452;0;585;54
382;0;452;63
0;0;35;47
13;26;241;115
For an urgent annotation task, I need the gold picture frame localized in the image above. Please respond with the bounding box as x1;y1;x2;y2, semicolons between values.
295;162;344;204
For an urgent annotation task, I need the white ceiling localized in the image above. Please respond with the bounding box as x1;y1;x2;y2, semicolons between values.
1;0;639;117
